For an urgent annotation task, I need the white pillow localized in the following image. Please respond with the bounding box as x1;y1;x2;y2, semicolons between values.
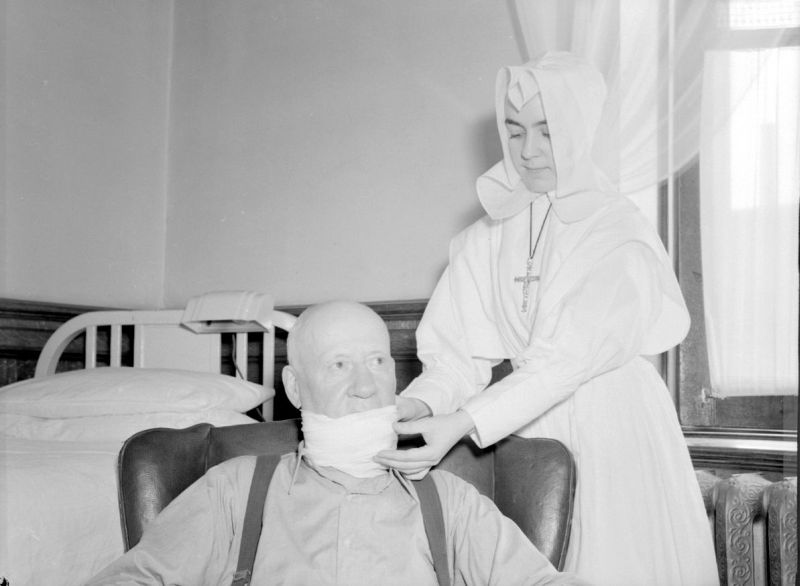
0;368;271;418
0;411;256;443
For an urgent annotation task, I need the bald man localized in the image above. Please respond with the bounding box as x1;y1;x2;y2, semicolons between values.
87;301;583;586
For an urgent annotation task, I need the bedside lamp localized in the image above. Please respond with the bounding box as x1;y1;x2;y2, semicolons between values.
180;291;296;421
181;291;295;334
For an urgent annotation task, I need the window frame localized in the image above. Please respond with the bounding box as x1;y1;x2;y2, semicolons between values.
666;23;799;474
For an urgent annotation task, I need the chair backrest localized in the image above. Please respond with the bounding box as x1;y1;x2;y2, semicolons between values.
118;420;576;570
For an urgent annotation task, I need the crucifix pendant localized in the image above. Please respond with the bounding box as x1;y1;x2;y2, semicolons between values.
514;256;539;313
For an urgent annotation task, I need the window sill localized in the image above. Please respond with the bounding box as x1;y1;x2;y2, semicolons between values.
683;427;797;475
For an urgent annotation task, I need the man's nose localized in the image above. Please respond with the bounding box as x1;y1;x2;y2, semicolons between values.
349;364;377;398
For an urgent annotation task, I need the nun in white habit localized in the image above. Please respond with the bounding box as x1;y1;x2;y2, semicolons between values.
376;52;719;585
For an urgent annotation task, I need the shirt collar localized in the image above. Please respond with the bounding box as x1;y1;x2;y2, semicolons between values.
288;442;415;499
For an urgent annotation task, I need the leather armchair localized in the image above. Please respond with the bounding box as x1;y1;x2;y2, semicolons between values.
117;419;576;570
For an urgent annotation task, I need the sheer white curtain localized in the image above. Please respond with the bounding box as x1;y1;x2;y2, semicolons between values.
510;0;717;194
700;46;799;397
510;0;799;398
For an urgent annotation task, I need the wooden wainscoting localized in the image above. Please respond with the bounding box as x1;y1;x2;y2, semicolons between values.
0;298;428;421
2;297;795;475
0;298;117;386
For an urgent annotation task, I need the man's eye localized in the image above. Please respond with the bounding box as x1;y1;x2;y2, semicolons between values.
370;356;388;368
332;361;347;370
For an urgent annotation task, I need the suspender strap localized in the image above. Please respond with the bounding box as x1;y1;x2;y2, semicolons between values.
231;454;281;586
231;456;449;586
414;474;450;586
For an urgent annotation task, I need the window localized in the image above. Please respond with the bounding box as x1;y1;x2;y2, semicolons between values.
508;0;798;472
673;2;798;473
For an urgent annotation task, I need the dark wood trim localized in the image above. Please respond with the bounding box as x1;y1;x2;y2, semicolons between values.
0;298;119;354
0;297;116;317
2;297;796;475
0;298;120;384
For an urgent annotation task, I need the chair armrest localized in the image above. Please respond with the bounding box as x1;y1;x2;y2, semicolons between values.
493;436;576;570
118;423;215;550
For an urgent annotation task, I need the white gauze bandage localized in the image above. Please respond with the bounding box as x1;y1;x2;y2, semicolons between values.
301;405;399;478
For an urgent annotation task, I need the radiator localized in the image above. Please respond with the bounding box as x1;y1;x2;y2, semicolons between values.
696;471;797;586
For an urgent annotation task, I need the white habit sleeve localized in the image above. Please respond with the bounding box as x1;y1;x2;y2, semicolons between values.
401;263;495;416
463;243;666;447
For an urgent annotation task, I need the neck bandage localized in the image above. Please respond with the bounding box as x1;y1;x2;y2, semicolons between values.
301;405;398;478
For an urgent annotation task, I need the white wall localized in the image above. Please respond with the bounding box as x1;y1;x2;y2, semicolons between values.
1;0;7;295
164;0;519;306
4;0;173;308
3;1;521;309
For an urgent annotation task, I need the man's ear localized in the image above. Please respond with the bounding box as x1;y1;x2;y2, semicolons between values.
282;365;302;410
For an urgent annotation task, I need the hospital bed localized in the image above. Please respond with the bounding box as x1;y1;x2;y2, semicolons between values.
0;292;295;586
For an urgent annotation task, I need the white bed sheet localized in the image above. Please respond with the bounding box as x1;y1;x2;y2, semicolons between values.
0;368;269;584
1;437;122;586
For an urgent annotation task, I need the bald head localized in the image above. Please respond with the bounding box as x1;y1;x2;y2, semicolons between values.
282;301;396;418
287;301;389;365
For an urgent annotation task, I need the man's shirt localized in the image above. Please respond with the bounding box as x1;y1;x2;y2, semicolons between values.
87;448;569;585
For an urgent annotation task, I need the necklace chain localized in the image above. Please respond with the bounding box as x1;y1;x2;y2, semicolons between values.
514;200;553;313
528;201;552;260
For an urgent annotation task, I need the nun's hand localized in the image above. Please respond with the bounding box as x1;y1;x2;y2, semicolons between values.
375;410;475;479
396;396;432;421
